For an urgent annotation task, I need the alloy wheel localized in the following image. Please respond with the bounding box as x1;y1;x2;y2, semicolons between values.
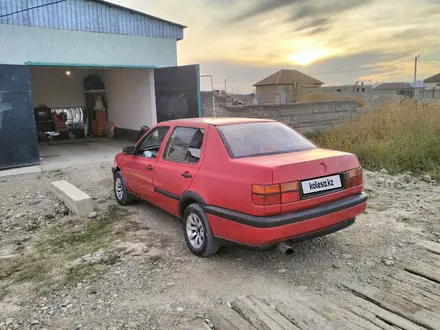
115;177;124;200
186;213;205;249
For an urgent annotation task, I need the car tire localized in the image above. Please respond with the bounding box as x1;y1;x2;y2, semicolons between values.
114;171;133;206
183;203;220;257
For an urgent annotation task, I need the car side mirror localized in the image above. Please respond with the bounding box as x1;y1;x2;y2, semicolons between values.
123;146;136;155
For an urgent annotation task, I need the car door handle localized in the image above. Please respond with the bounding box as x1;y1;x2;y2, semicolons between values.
146;165;153;171
181;172;192;178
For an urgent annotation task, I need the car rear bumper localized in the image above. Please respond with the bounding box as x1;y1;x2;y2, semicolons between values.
205;193;367;246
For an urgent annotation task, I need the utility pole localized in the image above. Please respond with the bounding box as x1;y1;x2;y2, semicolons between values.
224;79;227;94
413;55;420;98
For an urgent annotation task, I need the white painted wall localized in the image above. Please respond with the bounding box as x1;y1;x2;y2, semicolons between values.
29;67;97;107
102;69;157;130
426;82;439;89
0;24;177;67
29;66;157;130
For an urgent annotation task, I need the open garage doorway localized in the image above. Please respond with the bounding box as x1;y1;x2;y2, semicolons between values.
0;63;201;171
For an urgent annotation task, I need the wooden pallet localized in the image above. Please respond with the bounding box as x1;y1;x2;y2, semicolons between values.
210;240;440;330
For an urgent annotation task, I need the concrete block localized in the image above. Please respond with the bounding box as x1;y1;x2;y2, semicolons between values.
50;180;93;216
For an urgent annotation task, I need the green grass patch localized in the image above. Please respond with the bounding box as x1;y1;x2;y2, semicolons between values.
0;205;131;298
308;100;440;179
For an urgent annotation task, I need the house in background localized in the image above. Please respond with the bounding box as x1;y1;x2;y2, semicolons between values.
254;70;324;104
410;81;426;89
372;82;412;97
318;83;373;94
424;73;440;90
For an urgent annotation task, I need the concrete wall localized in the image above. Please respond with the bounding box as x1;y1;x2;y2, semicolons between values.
29;67;95;108
102;69;156;131
317;85;373;94
425;82;439;90
202;92;361;134
0;24;177;67
256;84;321;104
415;87;440;98
256;85;278;104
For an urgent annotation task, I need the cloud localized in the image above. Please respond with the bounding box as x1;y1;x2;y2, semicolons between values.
227;0;374;25
295;17;330;33
227;0;301;23
110;0;440;85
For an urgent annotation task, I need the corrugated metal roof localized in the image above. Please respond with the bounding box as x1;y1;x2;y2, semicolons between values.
0;0;185;40
254;70;324;86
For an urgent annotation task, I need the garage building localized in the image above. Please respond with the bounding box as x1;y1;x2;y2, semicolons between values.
0;0;201;170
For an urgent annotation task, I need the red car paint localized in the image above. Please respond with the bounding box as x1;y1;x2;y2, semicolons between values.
113;118;367;247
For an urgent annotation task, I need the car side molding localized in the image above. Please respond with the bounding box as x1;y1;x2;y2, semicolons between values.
203;193;367;228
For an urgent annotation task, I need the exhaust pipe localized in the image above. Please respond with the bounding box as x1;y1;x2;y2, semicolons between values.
277;242;294;255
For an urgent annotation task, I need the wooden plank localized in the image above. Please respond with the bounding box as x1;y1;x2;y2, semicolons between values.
417;241;440;256
232;296;289;330
387;270;440;299
248;297;300;330
344;303;411;330
371;273;440;310
405;260;440;284
210;305;257;330
318;300;383;330
264;297;338;330
342;281;440;330
343;292;425;330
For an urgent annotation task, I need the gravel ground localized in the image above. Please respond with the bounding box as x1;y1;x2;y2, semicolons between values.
1;163;440;330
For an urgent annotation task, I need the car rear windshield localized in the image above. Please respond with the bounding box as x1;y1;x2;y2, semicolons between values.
217;122;316;158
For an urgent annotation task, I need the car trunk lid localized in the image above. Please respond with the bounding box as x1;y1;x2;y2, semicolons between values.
235;148;361;212
235;148;359;183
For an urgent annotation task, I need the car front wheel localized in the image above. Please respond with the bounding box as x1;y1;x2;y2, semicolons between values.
183;204;220;257
114;171;133;206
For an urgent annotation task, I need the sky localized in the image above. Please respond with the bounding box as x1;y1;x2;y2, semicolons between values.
110;0;440;92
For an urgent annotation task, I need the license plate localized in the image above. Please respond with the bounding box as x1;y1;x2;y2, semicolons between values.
301;175;342;195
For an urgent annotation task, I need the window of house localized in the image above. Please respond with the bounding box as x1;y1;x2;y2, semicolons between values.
356;88;360;92
163;127;205;164
137;126;170;158
336;89;342;92
362;88;365;92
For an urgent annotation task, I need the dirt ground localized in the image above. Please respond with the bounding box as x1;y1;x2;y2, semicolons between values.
1;162;439;330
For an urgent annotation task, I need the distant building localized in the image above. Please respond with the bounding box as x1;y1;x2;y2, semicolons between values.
424;73;440;89
373;82;412;97
409;81;426;89
320;83;373;94
254;70;324;104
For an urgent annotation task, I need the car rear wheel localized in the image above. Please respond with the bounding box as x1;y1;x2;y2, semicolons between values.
183;204;220;257
114;171;133;206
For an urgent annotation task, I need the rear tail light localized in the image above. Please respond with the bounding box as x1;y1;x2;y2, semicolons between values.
252;181;300;206
281;181;300;204
346;168;363;188
251;184;280;206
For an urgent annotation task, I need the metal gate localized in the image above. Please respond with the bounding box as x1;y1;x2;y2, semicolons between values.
154;64;202;123
0;65;39;170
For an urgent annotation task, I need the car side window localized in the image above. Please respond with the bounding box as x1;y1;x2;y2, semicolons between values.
163;127;205;164
137;126;169;158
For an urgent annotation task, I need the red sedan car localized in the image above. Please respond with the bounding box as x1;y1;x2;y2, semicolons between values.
112;118;367;257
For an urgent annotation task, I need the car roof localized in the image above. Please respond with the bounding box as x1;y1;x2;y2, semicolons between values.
165;117;276;126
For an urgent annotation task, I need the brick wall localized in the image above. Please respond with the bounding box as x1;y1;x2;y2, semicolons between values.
201;92;363;134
